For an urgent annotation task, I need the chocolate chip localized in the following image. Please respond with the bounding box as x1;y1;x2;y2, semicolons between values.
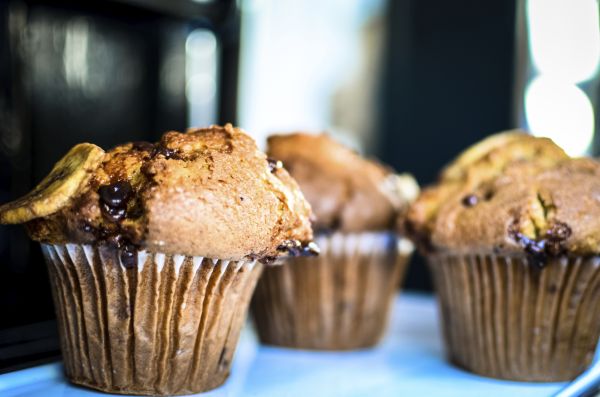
161;147;177;159
120;244;137;269
511;232;548;268
267;158;283;173
102;203;127;221
462;194;479;207
98;181;132;208
546;221;572;241
151;145;178;159
525;246;547;269
277;239;302;255
524;237;546;256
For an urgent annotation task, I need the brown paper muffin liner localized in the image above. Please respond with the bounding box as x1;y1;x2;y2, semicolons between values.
428;253;600;381
41;243;263;396
251;232;413;350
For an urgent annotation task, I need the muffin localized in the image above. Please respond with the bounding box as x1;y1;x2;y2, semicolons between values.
251;133;419;350
0;124;314;395
406;131;600;381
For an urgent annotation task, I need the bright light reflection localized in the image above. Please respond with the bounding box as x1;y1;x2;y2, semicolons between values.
527;0;600;83
525;76;595;155
185;30;217;60
185;74;216;105
185;28;218;127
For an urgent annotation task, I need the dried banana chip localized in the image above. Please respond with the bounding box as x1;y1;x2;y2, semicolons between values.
0;143;105;224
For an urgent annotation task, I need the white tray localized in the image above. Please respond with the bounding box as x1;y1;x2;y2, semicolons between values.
0;293;565;396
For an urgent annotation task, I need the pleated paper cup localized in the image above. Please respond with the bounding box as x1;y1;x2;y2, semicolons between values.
251;232;413;350
428;252;600;381
41;243;263;396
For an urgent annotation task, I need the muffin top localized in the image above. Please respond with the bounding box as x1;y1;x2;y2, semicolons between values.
406;130;600;261
267;133;419;233
0;124;315;262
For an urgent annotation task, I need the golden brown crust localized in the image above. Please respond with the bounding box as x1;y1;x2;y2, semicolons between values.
405;131;568;243
1;124;314;260
431;158;600;255
141;126;313;259
267;133;419;232
406;131;600;256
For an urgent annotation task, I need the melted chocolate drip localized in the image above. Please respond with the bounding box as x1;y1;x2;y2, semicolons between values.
99;181;132;208
95;181;140;268
153;146;178;159
277;240;320;257
547;221;572;241
120;243;138;269
102;205;126;221
509;221;572;268
81;221;139;269
105;233;124;247
518;234;547;267
98;181;132;222
131;140;180;159
544;221;572;256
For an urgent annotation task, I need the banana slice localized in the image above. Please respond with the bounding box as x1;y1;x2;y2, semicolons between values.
0;143;105;224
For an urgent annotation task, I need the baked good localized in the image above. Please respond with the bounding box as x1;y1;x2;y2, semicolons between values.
405;131;600;381
251;133;418;350
0;124;314;395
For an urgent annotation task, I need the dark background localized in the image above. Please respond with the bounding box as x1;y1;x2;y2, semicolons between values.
380;0;518;290
0;0;540;372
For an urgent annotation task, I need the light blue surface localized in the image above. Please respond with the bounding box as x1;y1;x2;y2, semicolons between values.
0;294;565;397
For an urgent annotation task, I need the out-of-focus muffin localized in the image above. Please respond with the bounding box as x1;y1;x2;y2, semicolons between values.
251;133;419;350
0;124;315;395
405;130;600;381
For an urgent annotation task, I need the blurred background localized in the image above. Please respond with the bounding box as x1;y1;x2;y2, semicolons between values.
0;0;599;373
